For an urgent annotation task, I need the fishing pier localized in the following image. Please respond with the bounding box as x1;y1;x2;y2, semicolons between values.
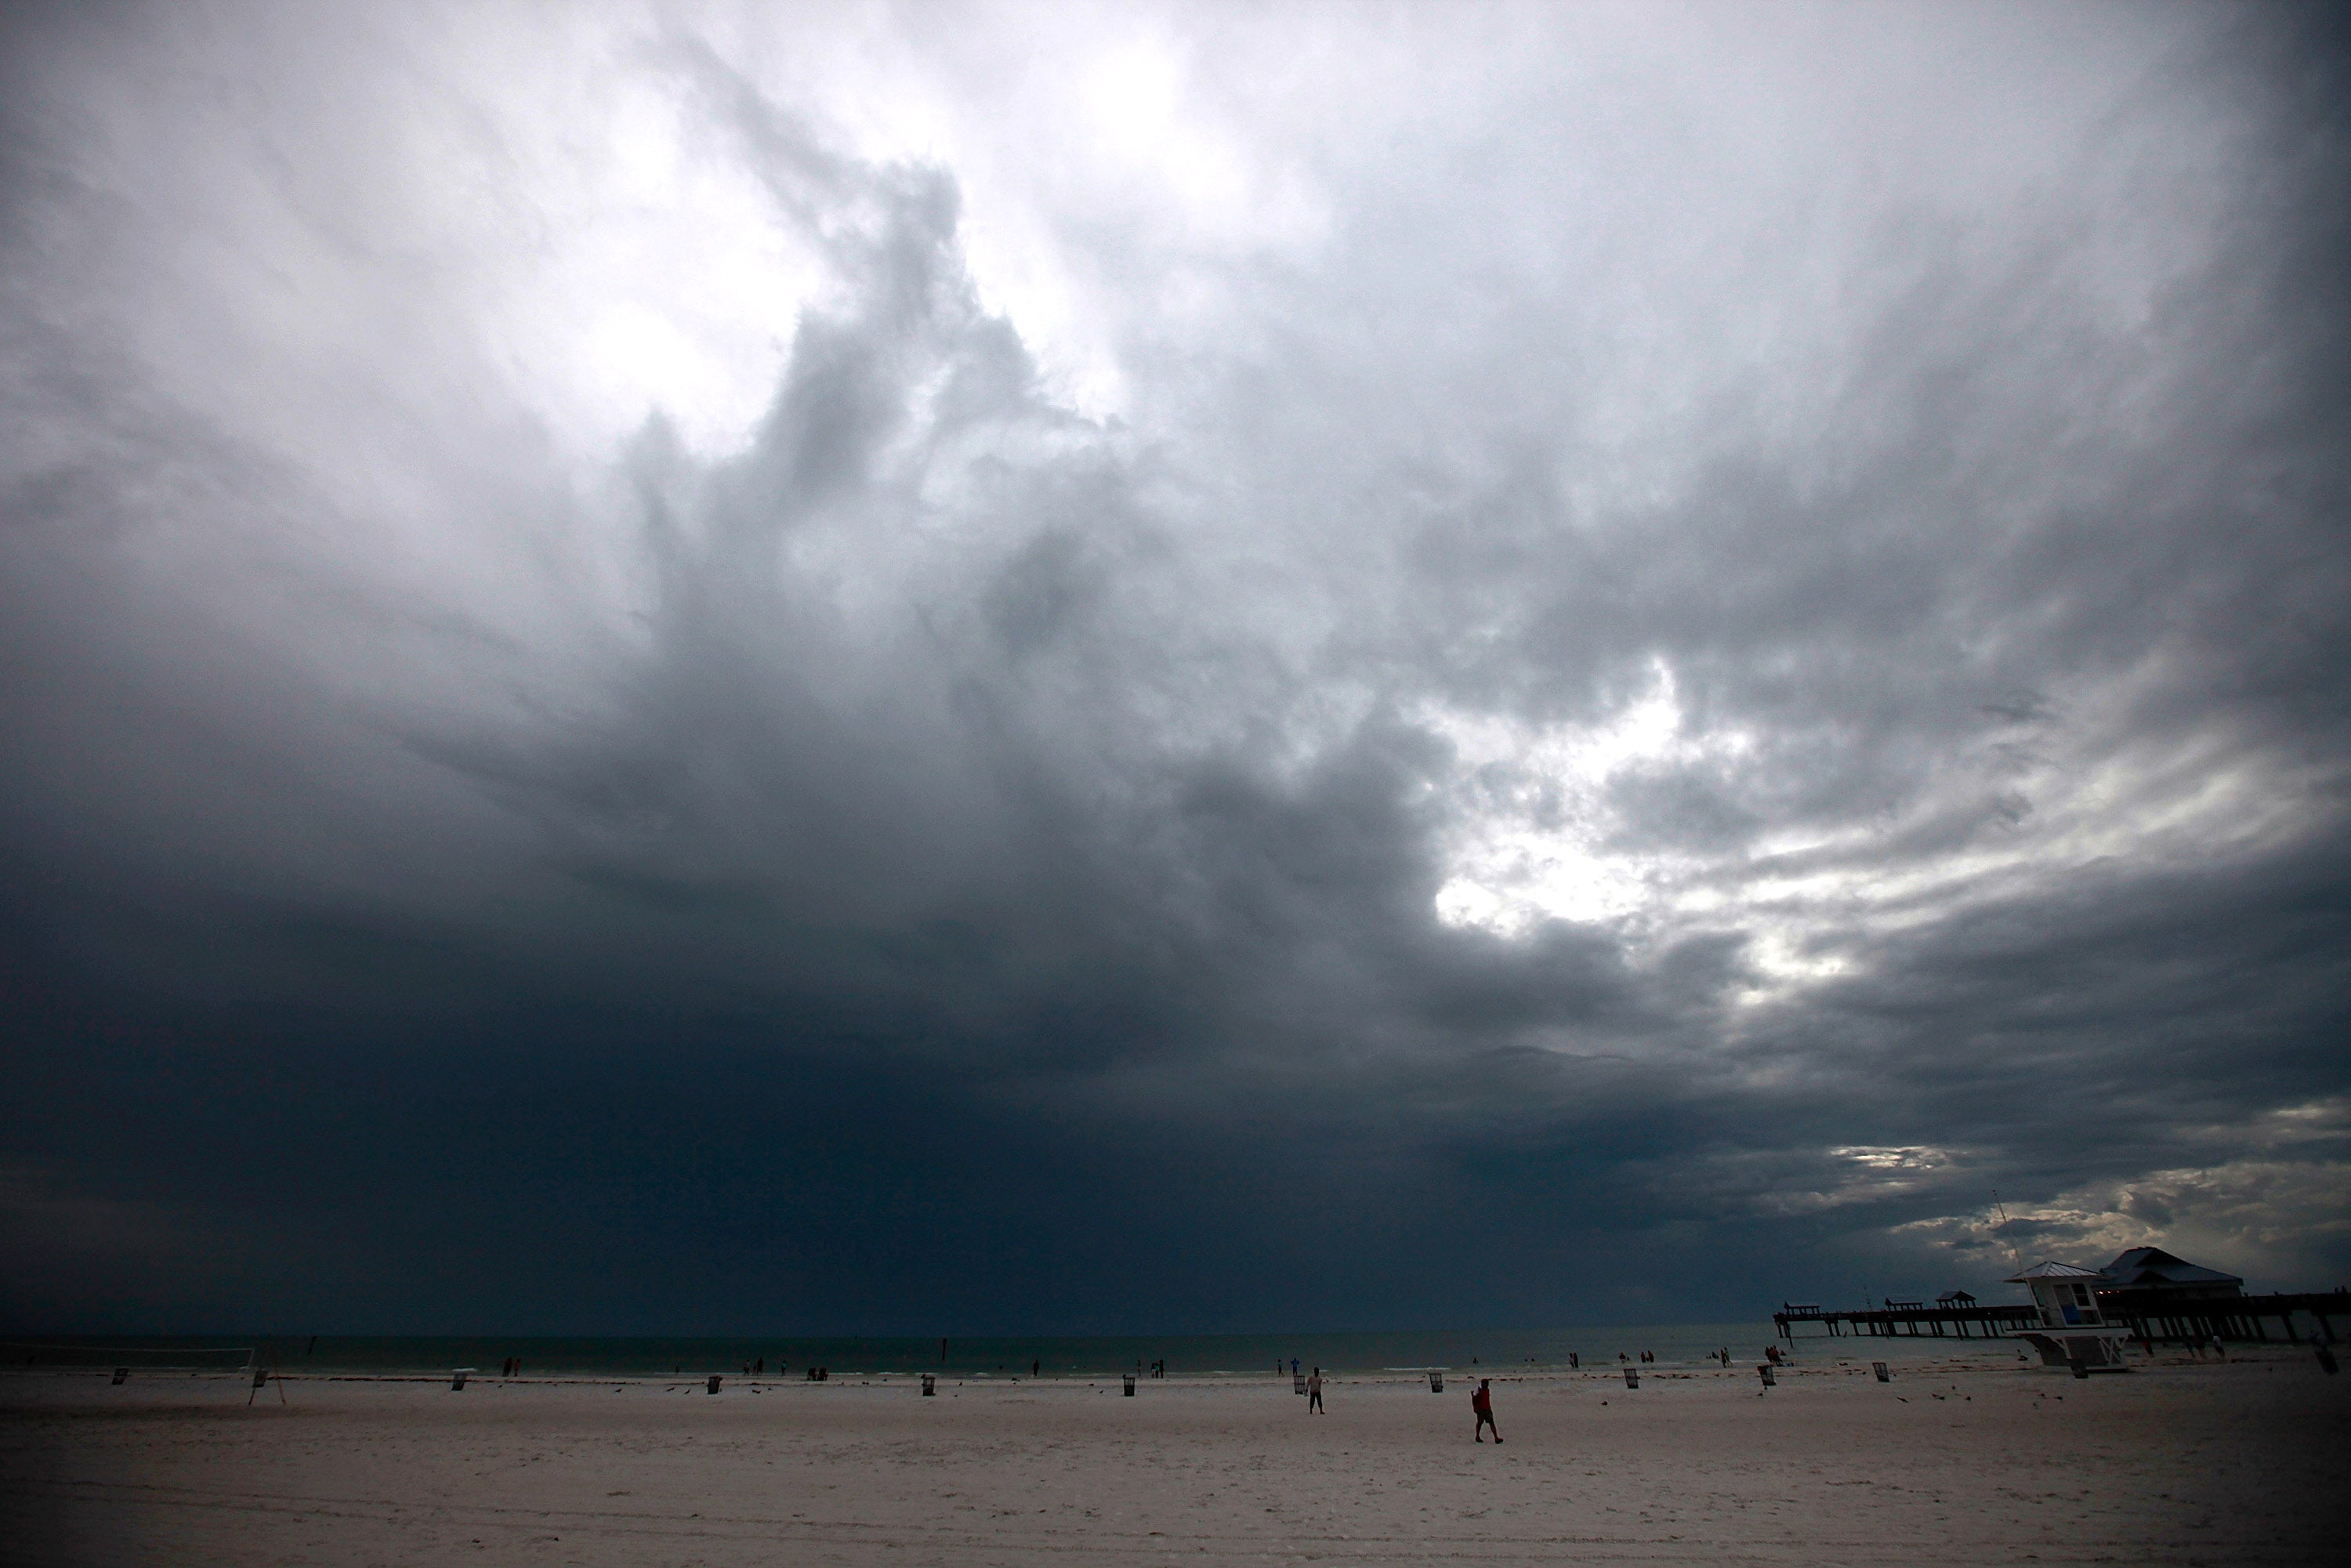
2100;1290;2350;1347
1774;1299;2038;1341
1776;1246;2351;1348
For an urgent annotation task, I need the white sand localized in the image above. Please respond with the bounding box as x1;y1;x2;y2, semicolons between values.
5;1354;2345;1564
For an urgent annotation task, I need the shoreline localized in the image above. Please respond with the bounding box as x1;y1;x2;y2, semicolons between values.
2;1337;2313;1387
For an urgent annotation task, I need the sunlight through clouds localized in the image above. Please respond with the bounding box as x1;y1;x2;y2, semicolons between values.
1431;646;2346;1012
1430;660;1732;933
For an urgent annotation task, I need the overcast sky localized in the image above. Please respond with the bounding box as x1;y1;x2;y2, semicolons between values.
3;0;2346;1334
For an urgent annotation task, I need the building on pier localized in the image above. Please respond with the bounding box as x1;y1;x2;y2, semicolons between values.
2099;1246;2242;1300
2087;1246;2325;1345
2096;1246;2242;1345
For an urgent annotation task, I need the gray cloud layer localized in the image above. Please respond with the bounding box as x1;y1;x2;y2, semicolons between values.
2;1;2346;1332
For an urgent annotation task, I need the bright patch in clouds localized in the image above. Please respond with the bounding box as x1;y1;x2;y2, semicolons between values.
1432;660;1730;932
1433;654;2343;1009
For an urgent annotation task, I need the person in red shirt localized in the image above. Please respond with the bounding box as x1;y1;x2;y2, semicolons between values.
1471;1378;1502;1442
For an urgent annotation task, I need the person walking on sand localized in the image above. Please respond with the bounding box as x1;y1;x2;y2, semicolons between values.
1307;1367;1324;1413
1472;1378;1502;1442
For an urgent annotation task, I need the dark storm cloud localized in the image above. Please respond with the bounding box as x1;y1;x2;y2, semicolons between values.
2;1;2347;1332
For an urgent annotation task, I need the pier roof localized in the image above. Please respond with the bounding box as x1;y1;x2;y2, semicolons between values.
2005;1260;2102;1283
2101;1246;2242;1291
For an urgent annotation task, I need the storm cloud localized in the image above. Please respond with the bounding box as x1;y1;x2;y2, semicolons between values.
2;0;2346;1334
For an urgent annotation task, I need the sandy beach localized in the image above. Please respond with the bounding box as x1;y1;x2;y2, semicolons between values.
4;1352;2345;1566
0;1354;2332;1561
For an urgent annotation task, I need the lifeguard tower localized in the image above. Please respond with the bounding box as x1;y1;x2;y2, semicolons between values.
2008;1261;2128;1374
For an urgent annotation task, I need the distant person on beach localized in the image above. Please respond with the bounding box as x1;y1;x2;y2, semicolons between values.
1033;1359;1041;1377
1307;1367;1324;1413
1472;1378;1502;1442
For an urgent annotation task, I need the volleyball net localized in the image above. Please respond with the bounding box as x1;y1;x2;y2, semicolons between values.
2;1342;258;1374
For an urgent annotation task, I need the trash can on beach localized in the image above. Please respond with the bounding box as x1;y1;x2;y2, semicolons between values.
922;1374;936;1395
1623;1367;1639;1389
1428;1371;1444;1392
1756;1363;1776;1388
1873;1362;1890;1383
451;1368;470;1391
1123;1373;1136;1396
707;1374;723;1395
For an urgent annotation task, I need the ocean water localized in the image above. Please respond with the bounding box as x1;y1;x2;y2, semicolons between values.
5;1322;2025;1378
